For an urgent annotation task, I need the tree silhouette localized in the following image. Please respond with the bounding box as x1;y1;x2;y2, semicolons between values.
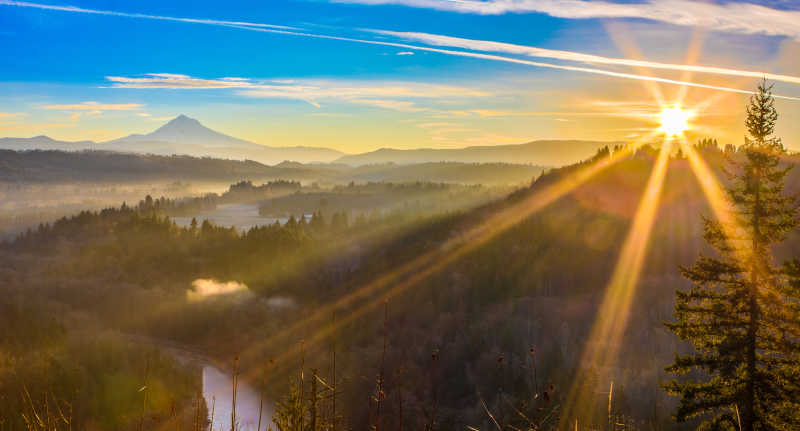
665;80;800;430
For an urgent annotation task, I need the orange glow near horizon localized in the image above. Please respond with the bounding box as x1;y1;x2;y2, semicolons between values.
556;23;763;425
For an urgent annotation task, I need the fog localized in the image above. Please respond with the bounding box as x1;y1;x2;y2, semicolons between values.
0;180;232;239
172;203;297;232
187;279;251;301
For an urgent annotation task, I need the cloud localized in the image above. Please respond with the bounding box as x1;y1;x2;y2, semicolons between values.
41;101;143;111
0;122;74;132
349;98;427;111
416;121;460;128
396;51;415;55
223;23;800;101
469;109;653;118
237;79;488;111
0;0;295;30
337;0;800;39
0;112;25;123
9;1;799;101
106;74;491;111
106;74;256;89
371;30;800;85
136;112;151;117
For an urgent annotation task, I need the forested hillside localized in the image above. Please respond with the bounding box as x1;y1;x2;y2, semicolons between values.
7;142;799;429
0;150;544;185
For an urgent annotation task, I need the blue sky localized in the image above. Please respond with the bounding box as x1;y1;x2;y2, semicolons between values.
1;0;799;152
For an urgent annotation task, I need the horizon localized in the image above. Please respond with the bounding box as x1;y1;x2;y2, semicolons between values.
1;112;633;152
5;2;800;430
1;0;799;154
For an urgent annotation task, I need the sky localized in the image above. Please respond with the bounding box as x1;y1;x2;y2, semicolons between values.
1;0;800;153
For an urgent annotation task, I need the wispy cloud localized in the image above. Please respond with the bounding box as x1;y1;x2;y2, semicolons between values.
41;101;143;111
338;0;800;39
134;112;174;122
0;0;295;30
349;98;428;111
221;23;800;101
469;109;653;118
0;112;25;119
106;74;255;89
147;116;177;122
0;121;74;132
105;74;491;111
396;51;415;55
9;1;799;101
416;121;461;128
238;80;488;99
371;30;800;85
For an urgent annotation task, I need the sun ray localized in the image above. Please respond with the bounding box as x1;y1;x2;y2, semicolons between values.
680;139;752;264
559;137;672;426
234;144;640;379
676;28;706;105
604;21;666;106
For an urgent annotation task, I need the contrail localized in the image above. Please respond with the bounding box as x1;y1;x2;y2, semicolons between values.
3;0;799;101
0;0;296;29
222;24;800;101
371;30;800;86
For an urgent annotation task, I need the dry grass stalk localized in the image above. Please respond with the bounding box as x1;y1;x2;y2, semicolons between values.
232;354;240;431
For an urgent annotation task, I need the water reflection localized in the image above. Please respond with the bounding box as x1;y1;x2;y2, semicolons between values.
203;364;274;431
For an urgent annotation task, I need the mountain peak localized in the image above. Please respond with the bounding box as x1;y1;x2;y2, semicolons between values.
146;114;223;143
162;114;202;128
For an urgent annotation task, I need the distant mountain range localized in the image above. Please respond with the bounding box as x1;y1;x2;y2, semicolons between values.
0;150;544;185
333;141;623;167
0;115;621;167
0;115;343;164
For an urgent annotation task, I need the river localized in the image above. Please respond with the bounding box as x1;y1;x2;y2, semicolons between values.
127;334;275;431
203;363;275;431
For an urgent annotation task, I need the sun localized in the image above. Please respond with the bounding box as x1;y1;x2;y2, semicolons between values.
658;106;692;136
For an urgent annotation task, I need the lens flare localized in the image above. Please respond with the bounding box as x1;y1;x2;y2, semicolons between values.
659;106;692;136
560;140;672;426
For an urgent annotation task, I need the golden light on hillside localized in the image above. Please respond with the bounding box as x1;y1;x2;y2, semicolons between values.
236;145;638;379
658;105;692;136
560;139;672;427
558;23;726;426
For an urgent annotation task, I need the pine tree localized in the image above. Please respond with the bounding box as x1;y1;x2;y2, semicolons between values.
273;378;309;431
664;80;799;430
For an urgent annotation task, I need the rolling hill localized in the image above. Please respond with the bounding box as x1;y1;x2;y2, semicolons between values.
334;140;624;167
0;150;544;185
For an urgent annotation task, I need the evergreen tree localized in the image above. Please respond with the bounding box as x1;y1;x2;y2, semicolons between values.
273;378;310;431
664;80;800;430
